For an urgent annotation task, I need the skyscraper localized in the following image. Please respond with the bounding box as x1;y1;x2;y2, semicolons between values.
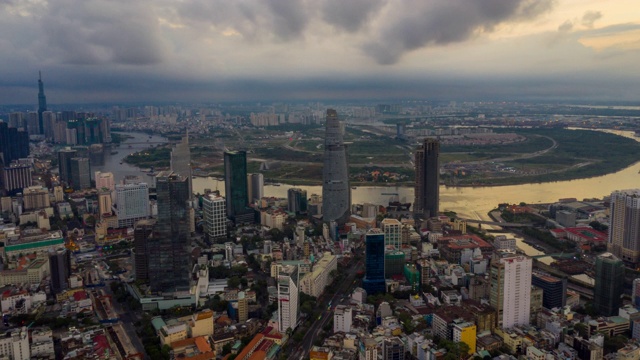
322;109;350;224
608;189;640;267
0;121;29;165
490;252;532;328
148;171;191;293
363;229;386;295
69;157;91;190
414;138;440;221
247;173;264;203
37;71;47;135
202;192;227;240
224;151;253;224
594;252;624;316
277;264;299;333
287;188;308;214
49;248;70;294
57;148;77;185
171;134;192;200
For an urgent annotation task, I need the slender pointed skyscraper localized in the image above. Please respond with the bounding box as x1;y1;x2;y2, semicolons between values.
37;71;47;135
322;109;350;224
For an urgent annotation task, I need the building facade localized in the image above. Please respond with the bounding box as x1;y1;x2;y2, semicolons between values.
49;248;71;295
202;192;227;240
224;151;253;224
321;109;350;224
531;272;567;309
247;173;264;204
287;188;308;214
134;219;155;283
115;183;150;228
69;157;91;190
57;148;77;185
381;218;402;250
490;253;532;329
609;189;640;267
594;252;625;316
277;265;299;333
0;122;29;165
148;172;191;293
414;138;440;221
363;230;386;295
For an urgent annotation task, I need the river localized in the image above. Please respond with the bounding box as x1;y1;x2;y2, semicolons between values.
104;130;640;256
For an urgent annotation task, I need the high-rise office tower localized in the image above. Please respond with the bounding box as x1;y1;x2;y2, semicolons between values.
202;192;227;240
381;218;402;250
608;189;640;267
287;188;308;214
322;109;350;224
414;138;440;221
115;182;150;228
531;272;567;309
224;151;253;224
363;229;386;295
0;121;29;165
42;111;55;140
171;134;192;200
57;148;77;185
594;252;624;316
490;253;532;328
134;219;155;283
148;171;191;293
247;173;264;203
37;71;47;135
277;264;299;333
49;248;70;294
69;157;91;190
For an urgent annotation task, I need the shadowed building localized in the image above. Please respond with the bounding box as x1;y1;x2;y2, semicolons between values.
148;171;191;293
224;151;254;224
0;121;30;165
594;252;624;316
363;229;386;295
57;148;77;185
49;248;70;294
171;134;192;201
134;219;155;283
414;138;440;221
322;109;350;224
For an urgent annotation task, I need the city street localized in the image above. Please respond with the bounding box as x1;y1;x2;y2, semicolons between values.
290;259;363;360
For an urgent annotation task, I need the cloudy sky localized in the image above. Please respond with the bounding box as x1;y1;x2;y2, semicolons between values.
1;0;639;104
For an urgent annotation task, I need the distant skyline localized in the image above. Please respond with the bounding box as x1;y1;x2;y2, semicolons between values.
1;0;639;105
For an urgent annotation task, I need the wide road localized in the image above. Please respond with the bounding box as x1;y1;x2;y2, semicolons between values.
290;259;363;360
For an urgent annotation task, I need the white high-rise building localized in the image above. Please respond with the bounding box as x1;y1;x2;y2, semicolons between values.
277;265;299;334
333;305;352;333
94;171;115;191
381;218;402;249
115;183;150;228
202;192;227;240
609;189;640;266
490;253;532;329
0;326;29;360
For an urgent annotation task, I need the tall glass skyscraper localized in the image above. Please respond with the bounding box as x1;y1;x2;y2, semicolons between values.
414;138;440;221
322;109;350;224
594;252;624;316
363;229;386;295
148;171;191;293
224;151;253;224
37;71;47;135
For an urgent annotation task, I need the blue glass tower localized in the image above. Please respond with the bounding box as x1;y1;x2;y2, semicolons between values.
363;230;386;295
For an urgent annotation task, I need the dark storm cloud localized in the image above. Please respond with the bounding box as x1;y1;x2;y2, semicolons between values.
40;0;165;65
363;0;555;65
321;0;387;33
175;0;310;41
581;11;602;28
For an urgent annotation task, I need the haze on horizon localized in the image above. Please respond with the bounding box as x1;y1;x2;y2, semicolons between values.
1;0;639;105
